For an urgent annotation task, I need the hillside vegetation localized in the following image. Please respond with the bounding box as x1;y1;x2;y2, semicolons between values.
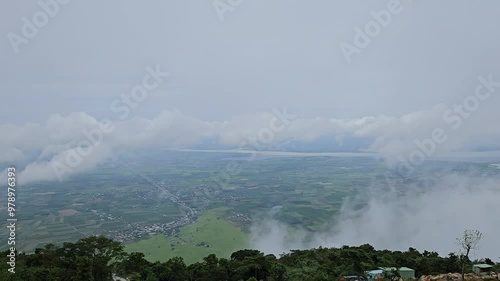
1;236;499;281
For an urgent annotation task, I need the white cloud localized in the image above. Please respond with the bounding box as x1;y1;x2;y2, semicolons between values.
250;175;500;259
1;99;499;185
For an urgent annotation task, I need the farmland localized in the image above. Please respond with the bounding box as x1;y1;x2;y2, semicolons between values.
1;149;498;262
125;209;248;264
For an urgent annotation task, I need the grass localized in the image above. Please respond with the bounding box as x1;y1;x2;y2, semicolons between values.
124;209;248;264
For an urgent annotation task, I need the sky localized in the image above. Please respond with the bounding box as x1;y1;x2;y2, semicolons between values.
1;0;499;120
1;0;500;259
2;0;500;184
1;1;500;180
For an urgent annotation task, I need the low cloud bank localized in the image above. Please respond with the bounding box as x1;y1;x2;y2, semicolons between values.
250;175;500;260
2;104;500;185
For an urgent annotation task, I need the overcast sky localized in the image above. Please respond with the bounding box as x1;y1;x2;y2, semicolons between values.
2;0;500;121
1;0;500;182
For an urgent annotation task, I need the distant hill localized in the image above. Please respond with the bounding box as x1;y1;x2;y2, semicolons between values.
189;134;373;153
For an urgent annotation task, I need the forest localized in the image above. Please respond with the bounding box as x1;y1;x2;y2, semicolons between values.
1;236;499;281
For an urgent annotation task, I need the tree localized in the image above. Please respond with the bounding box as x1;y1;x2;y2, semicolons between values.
444;253;460;273
231;249;263;261
128;272;142;281
383;268;401;281
117;252;151;278
73;236;125;280
144;272;158;281
484;258;494;266
75;256;94;281
456;230;483;281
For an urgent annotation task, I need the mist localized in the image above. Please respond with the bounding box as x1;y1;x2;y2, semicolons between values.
249;173;500;260
3;102;500;186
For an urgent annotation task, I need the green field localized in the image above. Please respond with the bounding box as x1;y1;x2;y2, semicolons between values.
3;150;498;256
124;209;249;264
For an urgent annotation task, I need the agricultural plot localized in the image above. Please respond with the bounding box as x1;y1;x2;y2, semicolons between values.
125;209;248;264
1;149;497;257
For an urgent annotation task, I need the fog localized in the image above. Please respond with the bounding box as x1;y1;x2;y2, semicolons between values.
1;1;500;273
250;174;500;260
2;1;500;185
2;102;500;185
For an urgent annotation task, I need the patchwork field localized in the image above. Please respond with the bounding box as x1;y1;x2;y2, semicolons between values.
1;149;498;258
125;209;248;264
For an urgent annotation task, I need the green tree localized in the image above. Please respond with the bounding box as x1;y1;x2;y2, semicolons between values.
383;268;401;281
231;249;263;261
145;272;158;281
73;236;125;280
117;252;152;278
155;257;188;281
75;256;94;281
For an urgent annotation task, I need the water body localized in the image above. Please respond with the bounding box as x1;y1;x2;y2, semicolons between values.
490;163;500;169
171;148;376;158
171;148;500;164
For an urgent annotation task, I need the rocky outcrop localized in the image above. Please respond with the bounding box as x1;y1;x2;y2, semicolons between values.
419;273;498;281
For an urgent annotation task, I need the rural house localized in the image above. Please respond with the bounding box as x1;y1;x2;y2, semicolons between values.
472;264;493;275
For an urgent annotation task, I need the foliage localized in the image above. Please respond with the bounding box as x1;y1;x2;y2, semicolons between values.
0;237;496;281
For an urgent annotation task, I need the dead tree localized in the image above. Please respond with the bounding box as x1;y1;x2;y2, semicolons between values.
456;229;483;281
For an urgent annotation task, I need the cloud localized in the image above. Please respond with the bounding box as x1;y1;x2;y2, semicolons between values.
1;101;500;185
249;174;500;259
0;147;23;162
18;144;113;185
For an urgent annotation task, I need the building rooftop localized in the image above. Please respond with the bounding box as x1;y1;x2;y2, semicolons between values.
473;264;493;269
379;267;415;272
